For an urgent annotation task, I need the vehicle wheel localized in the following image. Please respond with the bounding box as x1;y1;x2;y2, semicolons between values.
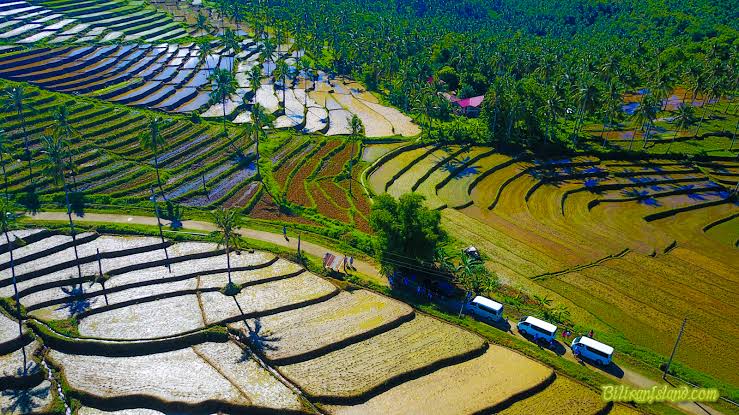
599;360;605;366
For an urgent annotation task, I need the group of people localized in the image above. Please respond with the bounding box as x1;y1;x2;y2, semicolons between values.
561;328;595;340
321;252;355;272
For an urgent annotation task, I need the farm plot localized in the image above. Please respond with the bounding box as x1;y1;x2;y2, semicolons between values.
47;342;304;412
385;145;464;206
199;258;304;290
200;271;339;325
0;80;240;203
497;376;607;415
436;150;510;208
1;341;40;379
0;313;22;344
326;346;553;415
77;294;204;339
229;290;414;364
367;146;434;195
1;231;640;413
278;314;486;402
0;17;417;139
285;140;341;206
366;144;738;385
0;381;53;415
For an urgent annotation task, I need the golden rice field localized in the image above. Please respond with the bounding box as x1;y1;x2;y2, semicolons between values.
366;144;739;385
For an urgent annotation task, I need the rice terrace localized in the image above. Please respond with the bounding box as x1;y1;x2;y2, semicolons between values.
0;0;737;414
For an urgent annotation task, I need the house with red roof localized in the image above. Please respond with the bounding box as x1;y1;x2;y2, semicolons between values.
449;94;484;117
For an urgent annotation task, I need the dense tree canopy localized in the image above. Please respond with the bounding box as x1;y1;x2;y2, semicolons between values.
225;0;737;150
369;193;444;274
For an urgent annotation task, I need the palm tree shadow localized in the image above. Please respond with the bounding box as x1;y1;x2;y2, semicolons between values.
11;346;36;377
1;382;50;413
231;297;281;355
57;285;96;317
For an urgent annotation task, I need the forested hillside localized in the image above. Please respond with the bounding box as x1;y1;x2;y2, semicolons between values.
257;0;737;150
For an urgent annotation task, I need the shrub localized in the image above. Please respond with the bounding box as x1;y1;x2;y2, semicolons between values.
436;66;460;91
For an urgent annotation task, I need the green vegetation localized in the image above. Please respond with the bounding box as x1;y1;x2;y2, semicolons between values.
369;193;444;274
245;0;737;154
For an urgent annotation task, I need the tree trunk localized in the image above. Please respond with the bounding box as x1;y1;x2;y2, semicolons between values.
1;151;8;201
5;230;27;375
96;248;109;306
642;123;651;149
694;96;710;138
225;236;232;285
64;183;83;286
628;124;639;151
601;114;609;146
255;127;261;179
153;151;165;200
222;95;228;138
66;141;77;191
20;111;33;188
667;127;680;153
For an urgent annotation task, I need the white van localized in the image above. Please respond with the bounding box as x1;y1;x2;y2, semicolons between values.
571;336;614;365
465;296;504;322
517;316;558;343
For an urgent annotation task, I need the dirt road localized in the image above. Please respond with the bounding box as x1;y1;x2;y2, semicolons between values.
28;211;388;287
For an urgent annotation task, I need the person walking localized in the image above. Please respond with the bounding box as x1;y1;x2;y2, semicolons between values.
588;329;594;338
282;225;288;241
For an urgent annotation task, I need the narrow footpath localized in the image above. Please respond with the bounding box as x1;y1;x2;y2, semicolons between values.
28;211;387;287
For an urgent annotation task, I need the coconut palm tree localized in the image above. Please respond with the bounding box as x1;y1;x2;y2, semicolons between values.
348;114;363;196
52;104;78;190
298;55;311;107
273;59;291;105
1;200;22;328
212;207;243;287
572;74;601;145
250;103;272;180
1;87;35;186
600;80;622;146
196;38;214;75
629;94;658;150
40;134;83;283
542;86;564;143
209;68;237;139
0;199;27;374
454;254;488;317
667;104;696;153
230;1;243;33
0;130;10;201
262;38;277;71
220;28;240;71
195;12;211;36
215;0;228;31
248;64;262;102
139;117;167;199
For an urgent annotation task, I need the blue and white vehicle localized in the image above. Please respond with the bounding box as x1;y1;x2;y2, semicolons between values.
517;316;558;343
571;336;614;365
465;296;504;322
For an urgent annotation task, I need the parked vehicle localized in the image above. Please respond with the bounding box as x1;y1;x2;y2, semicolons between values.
571;336;614;365
517;316;558;343
465;295;503;322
